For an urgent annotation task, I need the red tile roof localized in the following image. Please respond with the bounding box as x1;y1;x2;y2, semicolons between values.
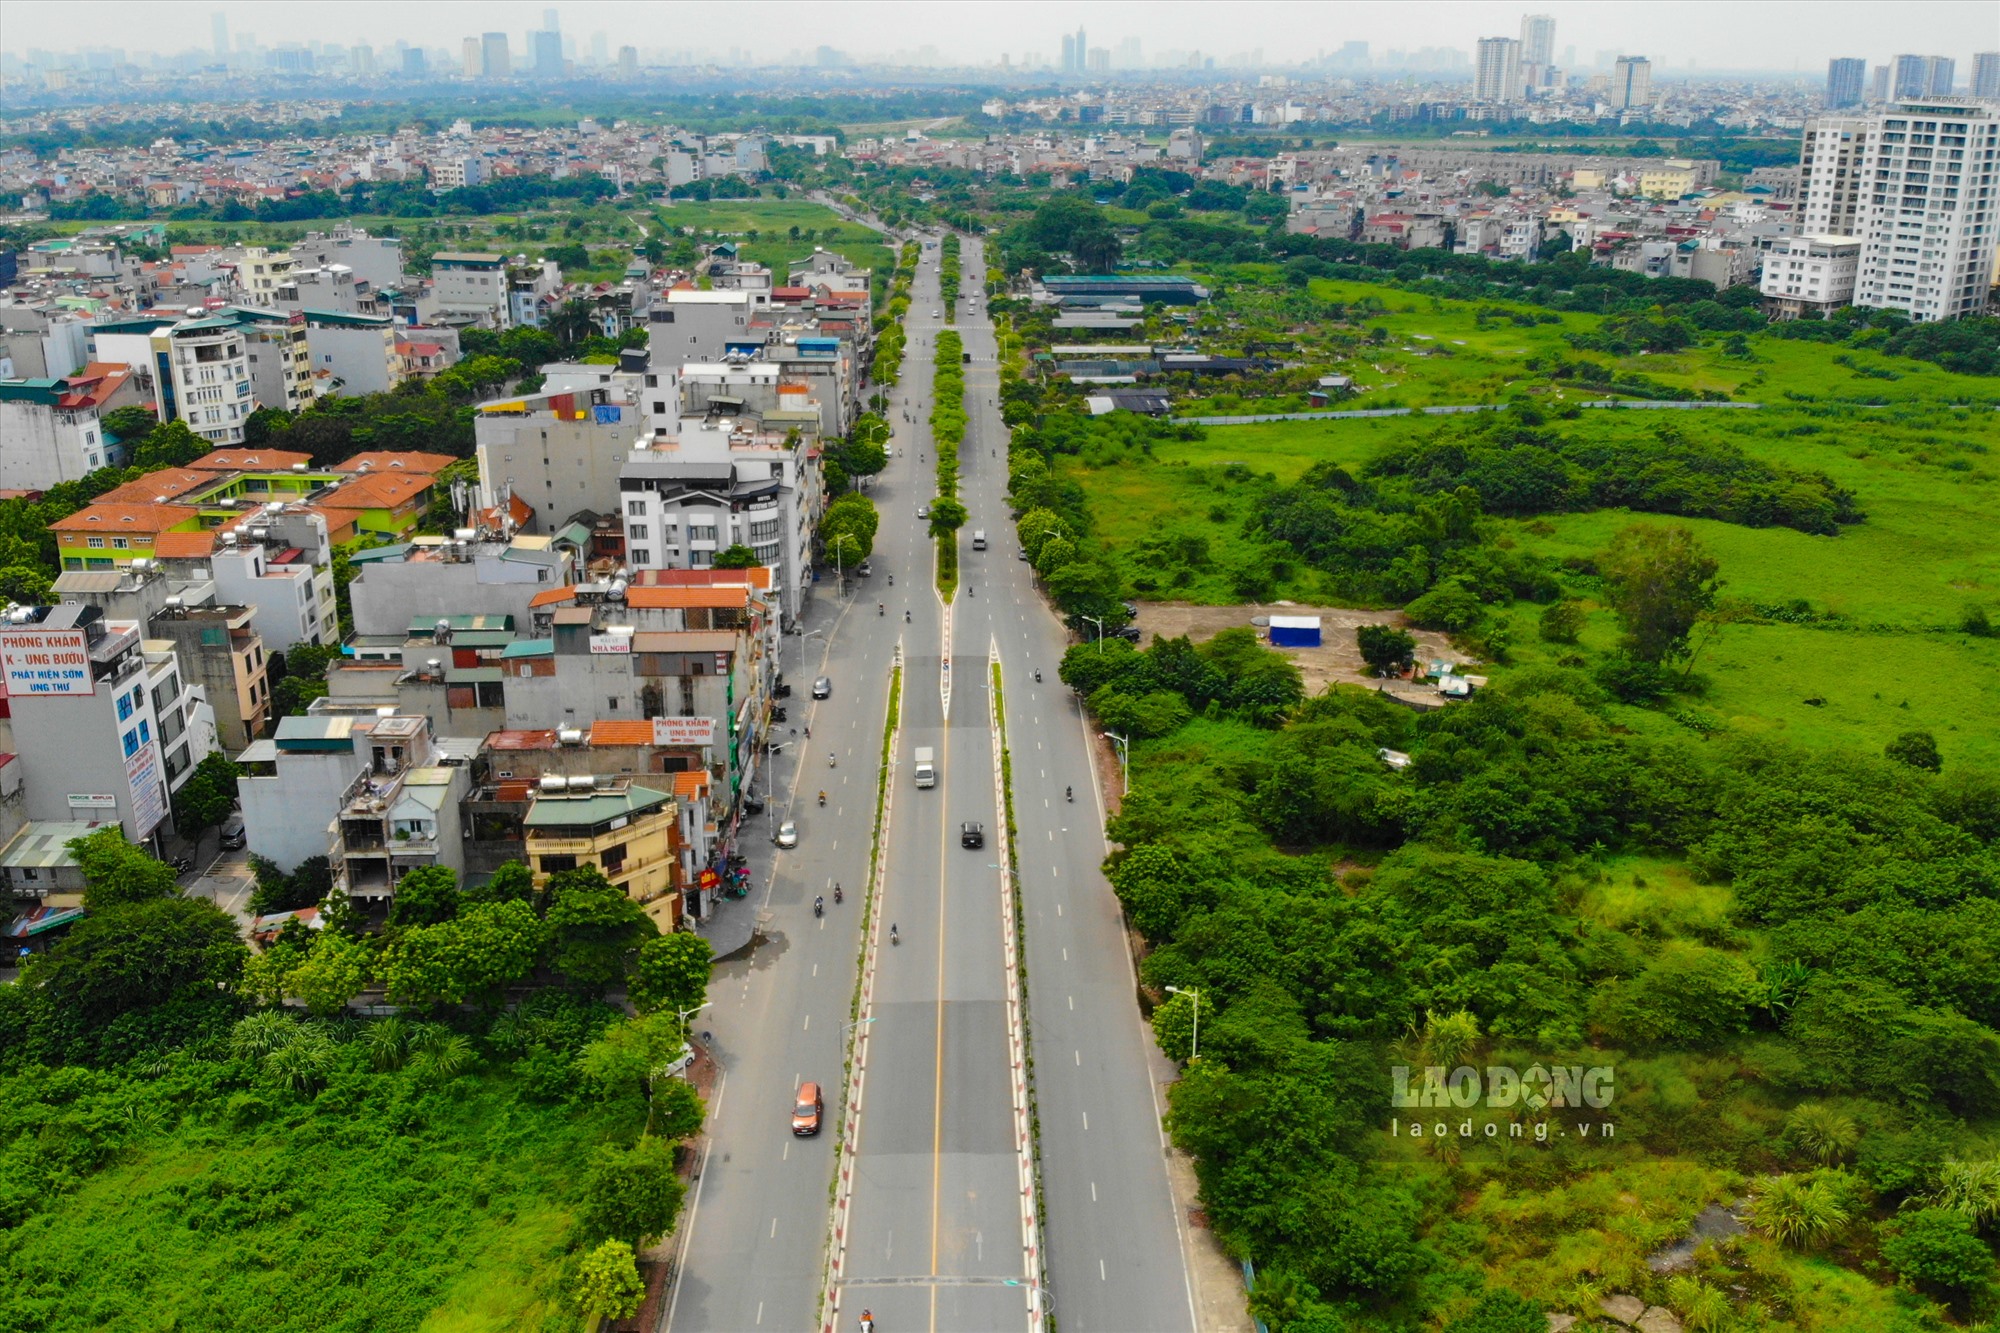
189;449;315;472
589;719;656;747
333;451;457;475
96;467;214;504
152;530;219;559
50;503;198;533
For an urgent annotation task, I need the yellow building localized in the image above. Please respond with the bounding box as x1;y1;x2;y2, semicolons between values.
1640;160;1701;200
523;780;682;930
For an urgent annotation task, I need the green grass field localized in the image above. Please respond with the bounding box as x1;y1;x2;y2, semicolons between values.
653;199;894;284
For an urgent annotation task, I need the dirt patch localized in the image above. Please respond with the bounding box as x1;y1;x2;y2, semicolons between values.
1130;602;1459;698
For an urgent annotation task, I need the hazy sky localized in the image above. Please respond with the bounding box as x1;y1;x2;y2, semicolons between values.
7;0;1999;72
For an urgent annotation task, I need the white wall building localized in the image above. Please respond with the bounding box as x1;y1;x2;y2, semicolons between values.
430;252;509;327
0;363;137;489
1760;235;1862;319
1474;38;1524;105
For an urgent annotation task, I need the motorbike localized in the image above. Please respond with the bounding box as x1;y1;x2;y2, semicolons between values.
905;610;911;622
814;897;824;919
890;924;899;946
878;603;884;615
834;883;843;904
1034;670;1042;683
1066;786;1074;803
773;706;788;723
829;752;837;768
169;855;194;875
818;790;827;807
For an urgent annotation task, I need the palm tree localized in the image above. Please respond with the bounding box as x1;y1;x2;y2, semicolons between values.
547;298;598;351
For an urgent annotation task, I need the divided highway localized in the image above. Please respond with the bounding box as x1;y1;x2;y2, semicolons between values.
668;236;1193;1333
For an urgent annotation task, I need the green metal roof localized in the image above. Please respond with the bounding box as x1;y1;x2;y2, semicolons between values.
523;787;671;830
346;543;414;565
409;613;515;633
273;715;357;751
446;666;504;684
500;640;554;659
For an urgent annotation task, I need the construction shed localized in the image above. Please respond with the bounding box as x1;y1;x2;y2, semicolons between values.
1268;615;1323;648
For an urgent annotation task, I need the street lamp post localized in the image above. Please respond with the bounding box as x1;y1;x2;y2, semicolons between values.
796;627;825;681
1080;615;1104;654
1164;985;1201;1063
1102;731;1130;795
669;1001;714;1078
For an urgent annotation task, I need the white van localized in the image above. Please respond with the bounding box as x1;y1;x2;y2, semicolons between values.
972;530;988;551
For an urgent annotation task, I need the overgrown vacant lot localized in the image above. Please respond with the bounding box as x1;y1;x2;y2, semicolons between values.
1041;279;2000;766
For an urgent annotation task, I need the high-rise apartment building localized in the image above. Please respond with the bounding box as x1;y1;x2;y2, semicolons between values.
532;28;563;77
1798;101;2000;322
1612;56;1653;110
1972;52;2000;100
1892;54;1954;98
211;12;228;60
481;31;510;79
462;36;483;78
1826;58;1866;109
1474;37;1523;105
1519;15;1555;67
617;45;638;77
1871;65;1891;101
1060;33;1076;73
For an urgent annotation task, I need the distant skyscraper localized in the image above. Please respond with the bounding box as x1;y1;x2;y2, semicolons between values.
1474;37;1523;104
462;36;483;78
617;45;638;77
1060;33;1076;73
1974;52;2000;100
532;28;563;77
403;47;428;78
1826;58;1866;108
543;8;559;31
1926;56;1956;94
1519;14;1555;67
1871;64;1890;101
1893;54;1937;99
1075;26;1086;72
1612;55;1653;110
590;32;609;67
211;12;228;60
481;31;510;78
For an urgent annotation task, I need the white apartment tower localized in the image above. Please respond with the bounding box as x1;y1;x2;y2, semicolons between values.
1799;101;2000;322
1474;38;1523;105
1519;14;1555;86
1973;53;2000;101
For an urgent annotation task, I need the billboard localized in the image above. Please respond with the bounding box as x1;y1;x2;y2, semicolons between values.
652;717;717;746
588;633;632;654
1;628;93;697
125;741;168;839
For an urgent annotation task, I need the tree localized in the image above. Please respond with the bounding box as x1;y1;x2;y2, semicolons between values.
26;896;247;1028
578;1011;695;1108
464;859;535;907
1538;599;1586;644
388;865;461;928
0;565;54;605
545;867;658;993
1355;624;1417;676
571;1239;645;1320
170;751;240;852
547;297;599;349
1590;941;1760;1049
576;1136;688;1247
1443;1291;1548;1333
1885;731;1943;773
711;544;758;569
67;828;179;911
287;932;373;1015
1151;988;1215;1064
378;900;546;1007
927;496;968;537
630;932;714;1018
131;419;210;470
1597;524;1719;664
100;404;158;444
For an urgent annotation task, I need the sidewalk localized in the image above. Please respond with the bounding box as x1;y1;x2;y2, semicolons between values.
693;892;761;961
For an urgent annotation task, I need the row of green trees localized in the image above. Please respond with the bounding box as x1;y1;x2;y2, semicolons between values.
871;241;920;386
938;233;962;320
930;329;970;593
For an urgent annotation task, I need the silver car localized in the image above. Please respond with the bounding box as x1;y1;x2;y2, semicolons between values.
776;819;799;848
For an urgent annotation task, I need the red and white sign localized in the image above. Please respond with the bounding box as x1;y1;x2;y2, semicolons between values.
1;628;93;697
652;717;717;746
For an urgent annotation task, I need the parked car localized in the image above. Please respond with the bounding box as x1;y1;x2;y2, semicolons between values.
776;819;799;848
857;561;872;578
217;812;247;851
960;821;985;849
792;1080;824;1135
917;505;929;519
812;676;833;699
1111;626;1143;643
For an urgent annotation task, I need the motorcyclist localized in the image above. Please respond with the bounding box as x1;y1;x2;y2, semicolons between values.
834;882;843;904
879;603;885;615
829;751;837;767
814;895;824;917
905;609;911;622
818;789;827;806
1034;669;1042;682
1066;786;1073;802
890;923;899;946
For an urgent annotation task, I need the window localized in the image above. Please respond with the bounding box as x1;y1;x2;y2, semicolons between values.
122;728;141;758
607;696;620;711
117;691;134;721
539;854;578;875
600;842;628;874
138;719;150;745
627;524;648;541
630;548;651;565
627;500;646;516
87;536;105;549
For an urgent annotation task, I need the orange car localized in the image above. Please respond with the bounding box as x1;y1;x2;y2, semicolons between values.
792;1080;823;1136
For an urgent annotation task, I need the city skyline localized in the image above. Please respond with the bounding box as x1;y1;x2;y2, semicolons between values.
5;0;1999;75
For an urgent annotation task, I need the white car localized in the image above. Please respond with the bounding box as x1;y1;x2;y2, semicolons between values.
933;309;942;317
776;819;799;848
917;505;929;519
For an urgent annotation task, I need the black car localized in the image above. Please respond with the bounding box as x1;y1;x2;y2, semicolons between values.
1111;625;1143;643
960;821;985;849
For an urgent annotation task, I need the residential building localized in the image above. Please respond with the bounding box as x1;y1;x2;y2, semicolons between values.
1892;54;1954;99
1850;100;2000;321
346;535;571;639
234;709;464;884
1474;38;1523;105
289;227;407;292
646;289;765;367
619;408;822;626
531;28;564;78
144;601;269;752
1797;115;1873;234
0;604;172;844
524;780;681;929
143;308;314;444
0;308;91;380
1639;160;1702;199
1760;234;1863;320
481;32;510;80
1974;53;2000;101
236;247;294;305
1612;56;1653;110
475;374;644;531
1519;14;1555;87
430;252;509;327
0;819;103;906
430;155;490;191
0;363;140;489
1827;58;1866;109
302;310;401;395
